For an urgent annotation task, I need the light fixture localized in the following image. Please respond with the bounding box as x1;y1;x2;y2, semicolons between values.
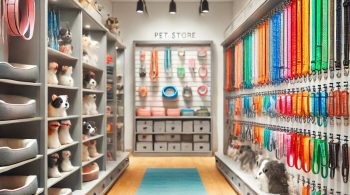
136;0;144;13
200;0;209;13
169;0;176;14
85;24;91;29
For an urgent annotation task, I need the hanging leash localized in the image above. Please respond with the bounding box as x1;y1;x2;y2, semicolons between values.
315;0;322;80
321;0;329;79
341;82;349;126
302;0;310;78
329;0;335;78
149;49;159;82
310;0;317;79
296;0;302;78
342;136;349;183
335;0;342;78
328;134;340;179
343;0;350;76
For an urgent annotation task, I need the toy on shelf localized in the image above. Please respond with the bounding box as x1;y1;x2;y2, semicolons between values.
48;121;61;149
83;121;96;140
48;153;61;178
82;142;90;162
58;28;73;55
48;94;70;117
58;120;74;145
83;71;97;89
88;140;100;157
60;150;74;172
58;66;74;87
105;15;119;35
82;162;100;182
106;54;113;65
82;35;99;66
48;62;59;85
106;106;112;115
83;94;98;115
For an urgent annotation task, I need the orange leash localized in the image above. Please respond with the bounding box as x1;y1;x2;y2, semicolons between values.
225;47;232;91
149;49;159;82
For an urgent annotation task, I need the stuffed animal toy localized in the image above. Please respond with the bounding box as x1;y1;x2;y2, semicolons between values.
58;28;73;55
106;54;113;65
58;120;74;145
48;121;61;149
48;94;70;117
83;94;98;115
48;62;59;85
58;66;74;87
48;153;61;178
237;145;257;172
105;15;119;35
94;1;103;12
79;0;91;7
83;71;97;89
82;142;90;161
83;121;96;140
82;35;99;66
60;150;74;172
88;140;100;157
256;160;290;195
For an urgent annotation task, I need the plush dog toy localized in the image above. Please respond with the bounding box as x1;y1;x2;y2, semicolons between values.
60;150;74;172
82;35;99;66
58;66;74;87
48;121;61;149
256;160;290;195
48;94;70;117
83;71;97;89
88;140;100;157
83;94;98;115
58;28;73;55
48;62;59;85
59;120;74;145
105;15;119;34
237;145;257;172
83;121;96;140
48;153;61;178
82;142;90;161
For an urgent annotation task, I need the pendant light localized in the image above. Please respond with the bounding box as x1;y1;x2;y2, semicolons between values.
200;0;209;13
169;0;176;14
136;0;144;13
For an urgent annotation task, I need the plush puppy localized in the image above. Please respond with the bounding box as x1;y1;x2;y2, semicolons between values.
48;62;59;85
82;35;99;66
58;66;74;87
238;145;257;172
88;140;99;157
83;94;98;115
48;121;61;149
59;120;74;145
83;71;97;89
256;160;290;195
227;138;240;158
48;94;70;117
48;153;61;178
82;142;90;161
60;150;74;172
82;121;96;140
105;15;119;34
58;28;73;55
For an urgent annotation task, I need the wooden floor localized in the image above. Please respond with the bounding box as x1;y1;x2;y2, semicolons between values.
107;155;237;195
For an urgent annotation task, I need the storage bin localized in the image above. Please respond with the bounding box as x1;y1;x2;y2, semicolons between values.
155;135;168;142
154;142;167;152
194;143;210;152
193;120;210;133
181;142;193;152
154;121;166;133
136;142;153;152
136;120;153;133
168;143;181;152
166;134;181;142
181;135;193;142
137;135;153;142
182;121;193;133
166;120;182;133
193;135;210;142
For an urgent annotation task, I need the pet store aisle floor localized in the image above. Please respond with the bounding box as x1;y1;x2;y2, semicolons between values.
107;155;237;195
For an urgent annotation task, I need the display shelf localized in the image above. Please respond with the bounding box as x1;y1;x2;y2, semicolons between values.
82;113;104;119
35;188;44;195
48;84;79;90
82;88;104;94
106;31;125;49
82;134;104;143
0;155;43;174
82;63;103;72
135;116;212;120
48;0;81;9
0;79;41;86
0;117;42;125
107;99;114;102
47;47;78;61
47;141;79;155
135;132;211;135
47;166;81;188
82;154;104;167
48;115;80;121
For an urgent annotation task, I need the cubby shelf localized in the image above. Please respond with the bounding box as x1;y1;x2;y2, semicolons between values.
47;141;79;156
0;79;41;86
48;84;79;90
82;89;104;94
83;63;103;72
0;117;42;125
47;166;81;188
47;48;78;61
0;155;43;174
82;134;104;143
135;132;212;135
135;116;212;120
48;115;80;122
82;113;104;119
82;154;104;167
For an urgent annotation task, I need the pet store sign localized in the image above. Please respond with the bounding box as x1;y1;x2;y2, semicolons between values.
154;32;196;40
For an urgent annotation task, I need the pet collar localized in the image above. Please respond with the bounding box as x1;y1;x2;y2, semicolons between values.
4;0;35;40
162;85;178;99
197;84;208;96
139;86;148;97
197;48;207;58
139;66;146;78
183;86;192;99
164;47;172;73
140;51;146;62
198;65;208;79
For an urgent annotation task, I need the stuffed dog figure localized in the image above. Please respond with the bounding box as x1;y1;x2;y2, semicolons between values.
58;28;73;55
105;15;119;34
82;35;99;66
48;121;61;149
88;140;99;157
83;121;96;140
83;94;98;115
58;66;74;87
82;142;90;161
83;71;97;89
237;145;257;172
48;94;70;117
48;153;61;178
48;62;59;85
59;120;74;145
60;150;74;172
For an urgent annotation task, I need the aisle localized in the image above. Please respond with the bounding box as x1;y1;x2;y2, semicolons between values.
107;155;237;195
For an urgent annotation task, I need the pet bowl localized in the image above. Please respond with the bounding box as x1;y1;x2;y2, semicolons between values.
0;94;36;120
0;139;38;166
0;175;38;195
162;86;178;99
0;62;38;82
48;188;72;195
180;108;195;116
82;162;100;182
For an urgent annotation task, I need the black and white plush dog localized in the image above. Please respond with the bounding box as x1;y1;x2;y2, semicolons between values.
83;71;97;89
48;153;61;178
256;160;290;195
237;145;257;172
83;121;96;140
58;28;73;55
48;94;69;117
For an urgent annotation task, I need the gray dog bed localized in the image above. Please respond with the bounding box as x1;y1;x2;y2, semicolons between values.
0;95;36;120
0;62;38;82
0;176;38;195
0;139;38;166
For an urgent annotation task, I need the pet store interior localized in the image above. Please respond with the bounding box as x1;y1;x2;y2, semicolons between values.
0;0;349;194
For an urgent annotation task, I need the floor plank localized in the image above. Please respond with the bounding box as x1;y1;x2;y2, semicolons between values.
107;155;237;195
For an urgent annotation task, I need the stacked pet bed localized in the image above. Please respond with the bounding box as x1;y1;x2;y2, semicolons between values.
0;139;38;166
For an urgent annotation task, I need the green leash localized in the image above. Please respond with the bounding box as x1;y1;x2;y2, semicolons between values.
311;137;329;178
322;0;328;76
315;0;322;75
310;0;317;75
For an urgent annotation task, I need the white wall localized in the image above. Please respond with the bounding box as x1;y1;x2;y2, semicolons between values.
112;2;233;152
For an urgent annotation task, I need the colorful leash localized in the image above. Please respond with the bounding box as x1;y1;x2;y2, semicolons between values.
310;0;317;78
315;0;322;79
329;0;335;78
225;47;232;91
343;0;350;76
302;0;310;78
335;0;342;77
328;135;340;179
342;137;349;183
321;0;329;79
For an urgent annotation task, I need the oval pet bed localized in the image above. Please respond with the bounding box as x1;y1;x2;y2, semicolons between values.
0;62;38;82
83;162;100;182
48;188;72;195
0;95;36;120
0;175;38;195
0;139;38;166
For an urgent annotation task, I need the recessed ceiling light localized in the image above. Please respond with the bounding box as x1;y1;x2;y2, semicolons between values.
85;24;91;29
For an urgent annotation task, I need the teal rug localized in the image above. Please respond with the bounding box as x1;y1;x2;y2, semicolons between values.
137;168;207;195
